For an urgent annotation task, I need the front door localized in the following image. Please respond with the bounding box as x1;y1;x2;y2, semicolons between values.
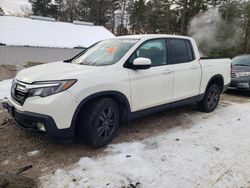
126;39;174;112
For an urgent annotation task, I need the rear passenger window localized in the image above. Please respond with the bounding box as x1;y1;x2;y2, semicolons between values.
169;39;192;64
185;40;195;61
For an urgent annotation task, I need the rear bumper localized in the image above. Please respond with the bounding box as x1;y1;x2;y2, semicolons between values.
229;77;250;90
2;101;74;143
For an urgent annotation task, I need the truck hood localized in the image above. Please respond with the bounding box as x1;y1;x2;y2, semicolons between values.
16;62;104;83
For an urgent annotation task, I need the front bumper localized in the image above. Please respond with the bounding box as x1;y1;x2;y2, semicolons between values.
229;77;250;90
2;101;74;143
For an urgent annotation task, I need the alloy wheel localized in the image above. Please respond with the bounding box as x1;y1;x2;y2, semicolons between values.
97;106;116;139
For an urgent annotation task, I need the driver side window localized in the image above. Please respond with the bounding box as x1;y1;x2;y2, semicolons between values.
129;39;167;66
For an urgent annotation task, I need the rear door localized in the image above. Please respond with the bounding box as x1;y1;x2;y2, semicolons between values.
168;38;201;100
126;39;174;111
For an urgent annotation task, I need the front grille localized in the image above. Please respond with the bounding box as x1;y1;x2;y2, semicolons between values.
11;80;29;105
231;72;238;79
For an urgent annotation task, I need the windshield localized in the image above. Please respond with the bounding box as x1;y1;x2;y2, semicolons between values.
71;39;138;66
232;55;250;66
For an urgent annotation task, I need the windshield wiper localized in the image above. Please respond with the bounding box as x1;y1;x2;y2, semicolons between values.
63;59;72;63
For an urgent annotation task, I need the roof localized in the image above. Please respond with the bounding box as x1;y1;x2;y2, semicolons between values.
0;16;115;48
117;34;192;40
235;54;250;57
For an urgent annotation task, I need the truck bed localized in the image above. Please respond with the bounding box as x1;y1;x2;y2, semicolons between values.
199;58;231;94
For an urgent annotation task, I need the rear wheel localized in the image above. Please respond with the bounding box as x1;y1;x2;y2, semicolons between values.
77;98;120;148
198;84;221;112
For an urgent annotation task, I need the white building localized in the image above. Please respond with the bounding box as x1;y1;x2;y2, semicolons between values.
0;16;115;68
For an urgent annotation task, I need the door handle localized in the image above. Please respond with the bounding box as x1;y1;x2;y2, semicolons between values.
163;69;172;74
191;66;199;70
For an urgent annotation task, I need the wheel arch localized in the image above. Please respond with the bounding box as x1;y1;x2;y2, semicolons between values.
205;74;224;93
71;91;131;135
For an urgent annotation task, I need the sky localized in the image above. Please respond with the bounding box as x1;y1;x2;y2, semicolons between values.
0;0;30;14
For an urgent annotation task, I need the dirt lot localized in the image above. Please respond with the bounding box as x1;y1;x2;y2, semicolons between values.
0;90;249;188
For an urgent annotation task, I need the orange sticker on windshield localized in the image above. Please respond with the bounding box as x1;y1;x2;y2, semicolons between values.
106;47;117;54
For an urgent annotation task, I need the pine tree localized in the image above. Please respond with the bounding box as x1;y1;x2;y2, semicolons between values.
116;0;133;35
130;0;147;34
174;0;208;35
146;0;174;34
105;0;120;32
29;0;53;17
244;1;250;53
64;0;79;22
78;0;90;22
55;0;67;21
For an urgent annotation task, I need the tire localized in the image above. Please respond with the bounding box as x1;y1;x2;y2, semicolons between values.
77;98;120;148
198;84;221;113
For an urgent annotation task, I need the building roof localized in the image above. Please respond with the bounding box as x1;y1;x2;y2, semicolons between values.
0;16;115;48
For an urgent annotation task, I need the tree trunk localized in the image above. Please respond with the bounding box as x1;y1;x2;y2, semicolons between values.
119;0;126;35
112;10;115;33
245;18;250;53
180;0;188;35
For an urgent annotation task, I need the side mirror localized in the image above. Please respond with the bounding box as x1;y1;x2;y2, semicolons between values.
132;57;151;70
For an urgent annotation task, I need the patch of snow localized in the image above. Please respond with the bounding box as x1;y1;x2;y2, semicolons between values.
0;79;12;100
2;160;9;165
40;102;250;188
27;150;40;157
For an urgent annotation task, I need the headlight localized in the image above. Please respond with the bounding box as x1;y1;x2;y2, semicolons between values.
28;79;77;97
238;72;250;77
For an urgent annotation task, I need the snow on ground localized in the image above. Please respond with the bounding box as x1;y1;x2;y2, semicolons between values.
40;101;250;188
27;150;40;157
0;79;12;100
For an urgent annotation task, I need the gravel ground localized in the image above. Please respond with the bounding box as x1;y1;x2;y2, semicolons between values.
0;90;249;188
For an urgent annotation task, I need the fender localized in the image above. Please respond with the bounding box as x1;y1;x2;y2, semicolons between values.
70;91;131;133
204;74;224;93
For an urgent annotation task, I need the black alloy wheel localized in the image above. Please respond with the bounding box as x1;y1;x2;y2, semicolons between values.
198;84;221;112
78;98;120;148
97;106;116;139
207;87;220;110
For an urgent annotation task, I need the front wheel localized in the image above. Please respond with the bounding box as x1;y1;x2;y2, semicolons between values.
78;98;120;148
198;84;221;113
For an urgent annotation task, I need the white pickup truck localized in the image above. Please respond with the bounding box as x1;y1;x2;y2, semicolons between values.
3;35;231;147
